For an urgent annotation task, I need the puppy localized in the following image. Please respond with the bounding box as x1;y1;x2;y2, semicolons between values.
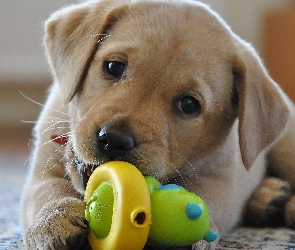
21;0;295;249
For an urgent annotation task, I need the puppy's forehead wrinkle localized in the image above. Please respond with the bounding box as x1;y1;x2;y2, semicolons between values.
90;33;113;44
102;1;232;55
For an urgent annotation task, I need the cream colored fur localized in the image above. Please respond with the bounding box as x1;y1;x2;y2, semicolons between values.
21;0;295;249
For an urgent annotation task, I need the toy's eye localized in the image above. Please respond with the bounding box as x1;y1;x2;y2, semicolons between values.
104;60;126;80
186;202;203;220
176;96;201;116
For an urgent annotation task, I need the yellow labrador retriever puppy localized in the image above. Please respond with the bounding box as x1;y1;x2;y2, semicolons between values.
21;0;295;249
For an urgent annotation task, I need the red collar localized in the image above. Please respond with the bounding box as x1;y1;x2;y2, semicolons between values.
51;135;68;145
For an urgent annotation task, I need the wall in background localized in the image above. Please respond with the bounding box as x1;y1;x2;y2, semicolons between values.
264;3;295;102
0;0;293;138
202;0;293;52
0;0;73;82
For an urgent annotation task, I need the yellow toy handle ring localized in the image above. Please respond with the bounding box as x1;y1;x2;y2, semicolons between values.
84;161;152;250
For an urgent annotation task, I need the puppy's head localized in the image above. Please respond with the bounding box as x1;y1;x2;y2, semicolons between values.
45;0;289;193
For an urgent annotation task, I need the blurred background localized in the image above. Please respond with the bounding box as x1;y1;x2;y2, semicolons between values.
0;0;294;149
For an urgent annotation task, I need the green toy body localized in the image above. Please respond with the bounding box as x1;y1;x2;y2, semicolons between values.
85;182;114;239
145;176;217;247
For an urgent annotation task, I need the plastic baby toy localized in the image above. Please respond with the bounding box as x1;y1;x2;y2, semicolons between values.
84;161;218;250
84;161;151;250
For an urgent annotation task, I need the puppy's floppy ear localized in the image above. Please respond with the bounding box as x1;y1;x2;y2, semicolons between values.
44;0;128;103
233;40;290;170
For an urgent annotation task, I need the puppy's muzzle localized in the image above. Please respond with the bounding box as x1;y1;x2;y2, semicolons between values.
97;123;137;160
74;123;139;190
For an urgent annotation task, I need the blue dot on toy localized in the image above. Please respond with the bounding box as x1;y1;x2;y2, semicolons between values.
186;202;203;220
159;183;184;191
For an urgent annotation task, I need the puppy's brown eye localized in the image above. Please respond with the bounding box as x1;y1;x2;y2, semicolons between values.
177;96;201;116
104;61;126;79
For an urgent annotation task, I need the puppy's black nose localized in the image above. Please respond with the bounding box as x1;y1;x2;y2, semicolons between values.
97;124;136;158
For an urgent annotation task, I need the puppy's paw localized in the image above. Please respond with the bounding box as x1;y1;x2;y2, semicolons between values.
245;177;291;227
285;196;295;228
192;240;211;250
24;197;89;250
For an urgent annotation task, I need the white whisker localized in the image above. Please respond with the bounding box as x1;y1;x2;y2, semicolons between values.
174;153;199;179
211;97;230;120
41;139;72;178
19;90;68;116
39;116;69;121
40;120;70;136
22;117;70;125
31;131;72;156
21;120;39;124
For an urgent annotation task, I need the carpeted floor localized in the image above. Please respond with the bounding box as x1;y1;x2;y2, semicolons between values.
1;149;295;250
0;151;28;250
